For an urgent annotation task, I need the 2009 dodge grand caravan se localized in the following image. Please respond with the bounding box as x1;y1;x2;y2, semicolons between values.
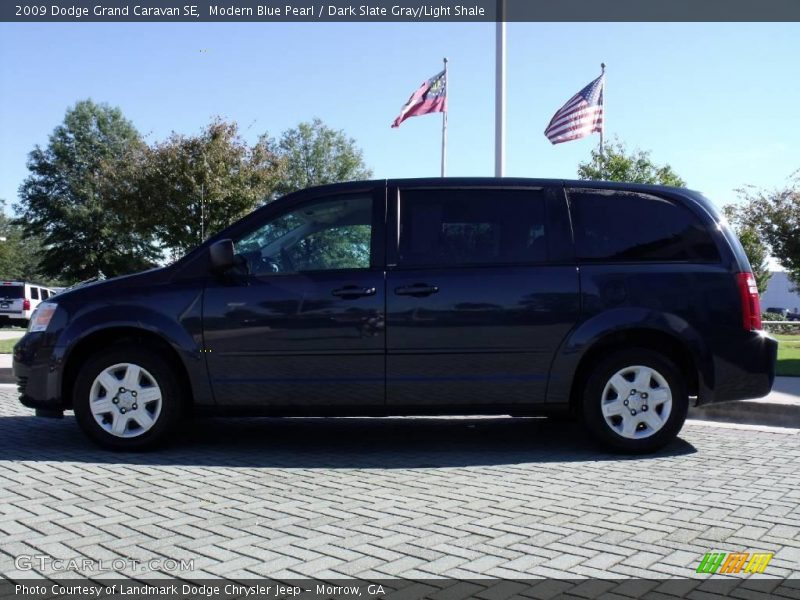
14;179;778;452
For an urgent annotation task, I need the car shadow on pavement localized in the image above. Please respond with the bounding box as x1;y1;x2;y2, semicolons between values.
0;414;696;467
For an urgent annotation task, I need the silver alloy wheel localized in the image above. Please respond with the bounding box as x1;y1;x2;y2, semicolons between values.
88;363;163;438
600;365;672;439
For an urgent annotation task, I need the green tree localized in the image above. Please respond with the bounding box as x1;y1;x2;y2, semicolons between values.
275;118;372;196
15;100;158;281
734;173;800;290
723;204;771;294
577;139;686;187
112;119;284;258
0;200;49;283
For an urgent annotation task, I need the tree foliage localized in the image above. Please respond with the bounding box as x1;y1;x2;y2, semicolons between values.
723;204;771;294
275;118;372;196
15;100;158;281
109;120;284;257
0;200;53;284
577;140;686;187
733;174;800;290
14;104;373;283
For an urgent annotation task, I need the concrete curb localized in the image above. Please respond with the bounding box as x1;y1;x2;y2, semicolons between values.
0;368;14;384
689;398;800;429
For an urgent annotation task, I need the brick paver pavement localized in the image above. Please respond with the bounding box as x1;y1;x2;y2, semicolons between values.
0;389;798;579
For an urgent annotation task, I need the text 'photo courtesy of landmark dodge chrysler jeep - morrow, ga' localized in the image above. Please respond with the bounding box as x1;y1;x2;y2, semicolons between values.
13;178;777;452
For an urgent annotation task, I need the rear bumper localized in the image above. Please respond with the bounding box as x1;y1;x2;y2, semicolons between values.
12;333;64;412
698;331;778;405
0;312;29;320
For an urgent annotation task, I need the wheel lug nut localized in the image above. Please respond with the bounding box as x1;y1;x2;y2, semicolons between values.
630;409;637;415
631;389;637;395
119;387;126;392
642;405;648;411
132;391;137;397
623;399;629;406
112;398;119;404
641;392;649;399
120;408;127;414
132;404;138;410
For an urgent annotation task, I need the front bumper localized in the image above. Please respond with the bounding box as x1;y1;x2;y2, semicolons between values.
12;332;64;413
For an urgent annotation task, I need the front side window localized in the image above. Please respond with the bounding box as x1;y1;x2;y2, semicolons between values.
235;195;373;275
568;189;720;262
398;189;548;267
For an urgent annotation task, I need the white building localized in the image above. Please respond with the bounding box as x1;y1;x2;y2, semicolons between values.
761;271;800;314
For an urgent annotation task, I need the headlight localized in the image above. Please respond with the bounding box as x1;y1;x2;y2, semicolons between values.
28;302;58;333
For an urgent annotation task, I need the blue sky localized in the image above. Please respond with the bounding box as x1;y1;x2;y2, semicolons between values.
1;22;799;215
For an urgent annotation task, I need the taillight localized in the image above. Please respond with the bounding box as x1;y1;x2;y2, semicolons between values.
22;299;30;311
736;272;761;331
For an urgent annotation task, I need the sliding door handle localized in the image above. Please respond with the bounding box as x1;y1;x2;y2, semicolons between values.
395;284;440;297
332;285;377;299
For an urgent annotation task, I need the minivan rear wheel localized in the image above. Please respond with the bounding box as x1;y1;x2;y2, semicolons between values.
581;348;688;453
73;346;182;450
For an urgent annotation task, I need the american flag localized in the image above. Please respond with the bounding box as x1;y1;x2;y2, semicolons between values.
391;69;447;128
544;73;604;144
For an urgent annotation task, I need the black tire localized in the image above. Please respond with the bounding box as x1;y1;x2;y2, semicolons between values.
581;348;688;453
73;345;183;450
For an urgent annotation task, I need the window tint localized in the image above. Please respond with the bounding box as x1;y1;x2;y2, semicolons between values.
30;287;39;300
568;189;720;262
0;285;23;299
398;189;548;267
41;289;49;299
235;195;373;274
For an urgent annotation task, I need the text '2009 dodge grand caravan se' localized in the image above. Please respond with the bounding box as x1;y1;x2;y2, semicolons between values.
14;179;777;452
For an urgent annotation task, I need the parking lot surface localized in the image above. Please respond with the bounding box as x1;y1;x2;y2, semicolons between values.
0;388;799;580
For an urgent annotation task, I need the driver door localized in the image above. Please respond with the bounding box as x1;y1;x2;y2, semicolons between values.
202;187;386;408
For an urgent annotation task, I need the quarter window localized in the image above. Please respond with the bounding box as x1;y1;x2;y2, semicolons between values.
568;189;720;262
398;189;548;267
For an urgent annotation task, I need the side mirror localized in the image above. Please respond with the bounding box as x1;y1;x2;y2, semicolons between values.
209;239;235;272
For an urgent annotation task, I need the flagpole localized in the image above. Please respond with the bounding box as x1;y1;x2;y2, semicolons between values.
441;57;448;177
599;62;605;159
495;0;506;177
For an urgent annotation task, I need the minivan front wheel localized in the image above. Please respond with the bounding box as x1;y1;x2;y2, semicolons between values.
582;349;688;453
73;346;182;450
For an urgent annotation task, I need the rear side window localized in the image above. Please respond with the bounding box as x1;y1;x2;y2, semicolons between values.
30;287;39;300
41;289;49;299
568;189;720;262
398;189;548;267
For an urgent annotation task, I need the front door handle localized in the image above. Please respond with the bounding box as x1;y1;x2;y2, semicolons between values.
395;284;440;297
332;285;377;299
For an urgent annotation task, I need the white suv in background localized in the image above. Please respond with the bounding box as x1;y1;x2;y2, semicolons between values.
0;281;56;327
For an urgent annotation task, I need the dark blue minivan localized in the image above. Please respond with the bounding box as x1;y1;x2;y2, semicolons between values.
14;179;778;452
